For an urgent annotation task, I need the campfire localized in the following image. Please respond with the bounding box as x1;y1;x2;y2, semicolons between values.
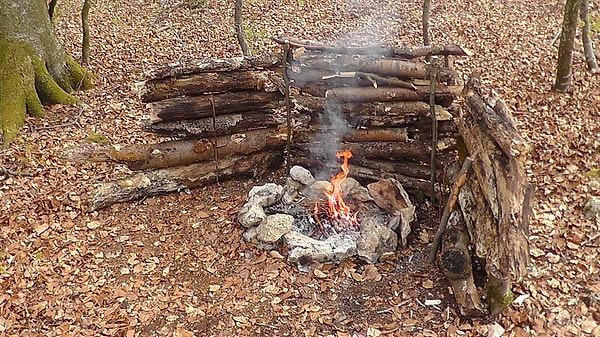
238;150;416;271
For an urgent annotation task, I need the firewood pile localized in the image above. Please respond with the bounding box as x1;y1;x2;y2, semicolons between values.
78;39;475;211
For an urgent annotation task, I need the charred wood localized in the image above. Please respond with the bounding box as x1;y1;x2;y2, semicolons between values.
147;110;285;138
149;91;284;122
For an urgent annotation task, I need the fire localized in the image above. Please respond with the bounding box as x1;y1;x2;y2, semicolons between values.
314;149;358;228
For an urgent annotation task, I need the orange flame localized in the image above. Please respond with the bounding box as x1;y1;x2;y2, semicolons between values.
322;149;358;226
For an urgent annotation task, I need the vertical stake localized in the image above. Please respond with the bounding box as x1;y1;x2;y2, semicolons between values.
429;56;439;202
209;95;219;183
282;42;292;173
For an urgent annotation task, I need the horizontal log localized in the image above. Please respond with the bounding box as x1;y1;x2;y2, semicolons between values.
292;141;432;163
325;87;457;107
293;95;453;120
273;37;472;59
289;155;432;193
90;151;282;211
292;126;408;143
149;91;284;122
294;54;458;81
89;128;287;170
136;70;281;103
147;110;285;138
140;54;281;80
288;67;416;89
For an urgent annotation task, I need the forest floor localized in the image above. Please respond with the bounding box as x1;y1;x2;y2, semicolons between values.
1;0;599;336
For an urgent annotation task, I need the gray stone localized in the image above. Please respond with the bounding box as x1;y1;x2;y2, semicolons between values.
282;177;303;204
290;165;316;185
356;218;398;263
584;196;600;220
256;214;294;243
284;231;358;271
237;183;284;227
243;226;277;250
303;180;332;199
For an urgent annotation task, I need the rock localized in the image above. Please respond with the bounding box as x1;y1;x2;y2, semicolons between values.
342;177;373;203
256;214;294;243
356;218;398;263
584;196;600;220
282;177;303;204
290;165;315;185
242;226;277;250
284;231;358;271
303;180;332;199
238;183;284;227
367;178;415;247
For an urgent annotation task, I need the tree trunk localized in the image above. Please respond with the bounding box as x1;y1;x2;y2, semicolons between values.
81;0;91;64
0;0;93;145
422;0;431;47
234;0;251;57
580;0;600;74
554;0;583;92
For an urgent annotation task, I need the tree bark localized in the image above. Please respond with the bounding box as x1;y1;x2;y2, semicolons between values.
456;73;531;315
554;0;583;92
90;151;282;211
136;69;280;103
580;0;600;74
0;0;93;145
422;0;432;47
148;91;284;122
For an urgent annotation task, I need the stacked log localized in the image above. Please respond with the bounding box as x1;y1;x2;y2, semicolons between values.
83;40;472;210
278;38;468;193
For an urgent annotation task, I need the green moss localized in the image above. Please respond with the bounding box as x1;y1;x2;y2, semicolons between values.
85;133;112;144
486;284;514;316
1;38;93;147
585;169;600;179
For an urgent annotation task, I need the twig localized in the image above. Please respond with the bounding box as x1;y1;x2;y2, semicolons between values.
282;41;292;173
0;166;36;177
427;150;478;263
582;232;600;246
34;107;84;131
429;57;439;202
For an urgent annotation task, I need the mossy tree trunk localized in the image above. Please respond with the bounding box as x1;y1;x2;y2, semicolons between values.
0;0;93;146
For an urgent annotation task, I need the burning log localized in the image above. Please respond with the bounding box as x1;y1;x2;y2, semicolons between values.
90;151;282;211
136;69;281;103
453;72;532;316
148;91;284;123
79;128;287;170
147;110;285;138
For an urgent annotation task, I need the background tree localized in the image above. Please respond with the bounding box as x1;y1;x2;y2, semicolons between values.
554;0;583;92
82;0;91;64
0;0;93;146
234;0;251;57
580;0;600;73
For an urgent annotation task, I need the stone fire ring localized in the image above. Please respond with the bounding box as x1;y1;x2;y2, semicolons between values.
238;165;416;272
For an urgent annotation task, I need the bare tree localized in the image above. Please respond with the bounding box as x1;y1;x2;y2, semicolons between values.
422;0;431;47
82;0;91;64
554;0;583;92
580;0;600;74
234;0;251;57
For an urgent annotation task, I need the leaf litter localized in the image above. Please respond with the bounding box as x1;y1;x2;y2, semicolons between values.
0;0;599;336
